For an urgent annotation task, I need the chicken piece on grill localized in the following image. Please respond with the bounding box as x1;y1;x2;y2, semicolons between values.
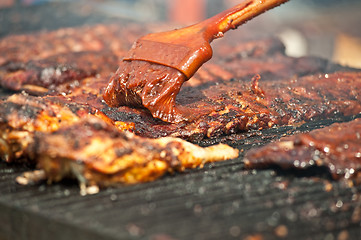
29;117;238;190
244;118;361;180
0;93;111;163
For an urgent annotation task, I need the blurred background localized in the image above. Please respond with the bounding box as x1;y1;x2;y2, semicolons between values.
1;0;360;68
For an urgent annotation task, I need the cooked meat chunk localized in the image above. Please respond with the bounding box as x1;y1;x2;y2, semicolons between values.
0;24;144;65
244;118;361;180
0;51;118;92
0;93;87;162
31;117;238;187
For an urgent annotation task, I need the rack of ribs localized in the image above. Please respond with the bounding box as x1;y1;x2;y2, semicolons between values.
2;27;357;142
0;23;145;65
66;70;360;142
0;51;119;93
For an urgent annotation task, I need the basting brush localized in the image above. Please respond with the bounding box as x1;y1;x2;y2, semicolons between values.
103;0;289;123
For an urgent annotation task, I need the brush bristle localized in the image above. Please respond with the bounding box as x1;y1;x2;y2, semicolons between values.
103;60;190;123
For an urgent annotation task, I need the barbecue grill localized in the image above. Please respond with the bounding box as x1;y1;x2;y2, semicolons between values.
1;1;361;239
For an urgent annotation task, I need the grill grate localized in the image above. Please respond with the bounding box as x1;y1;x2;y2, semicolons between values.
1;115;361;240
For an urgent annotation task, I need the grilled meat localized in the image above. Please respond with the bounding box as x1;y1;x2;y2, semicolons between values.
0;93;98;163
28;34;356;142
244;118;361;180
31;117;238;187
0;24;360;143
0;24;144;65
1;23;361;189
98;71;361;142
0;51;118;93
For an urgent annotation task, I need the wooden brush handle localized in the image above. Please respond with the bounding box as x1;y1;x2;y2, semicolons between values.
200;0;289;41
124;0;289;78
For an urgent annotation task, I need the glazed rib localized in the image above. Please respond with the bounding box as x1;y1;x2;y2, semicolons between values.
60;62;361;142
244;118;361;180
0;24;144;65
0;51;118;92
98;71;361;142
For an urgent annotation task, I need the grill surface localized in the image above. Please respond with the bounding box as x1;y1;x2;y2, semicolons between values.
1;113;361;240
1;1;361;239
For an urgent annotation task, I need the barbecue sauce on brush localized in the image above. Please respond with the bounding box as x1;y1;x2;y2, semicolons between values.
103;0;289;123
103;61;190;123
